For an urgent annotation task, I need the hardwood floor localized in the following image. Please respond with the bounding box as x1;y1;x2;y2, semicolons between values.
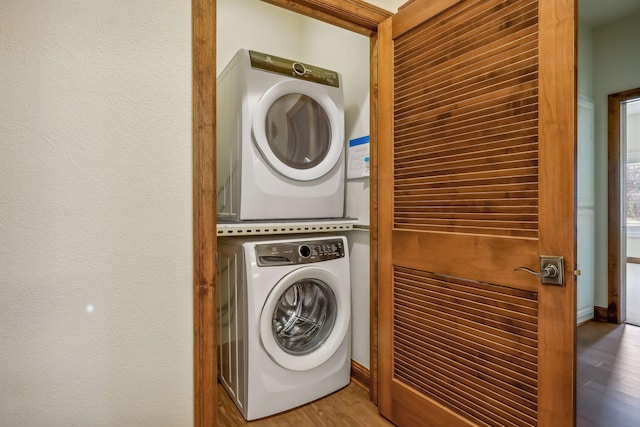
217;381;393;426
218;322;640;426
577;321;640;426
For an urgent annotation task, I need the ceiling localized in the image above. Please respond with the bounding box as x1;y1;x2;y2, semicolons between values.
579;0;640;27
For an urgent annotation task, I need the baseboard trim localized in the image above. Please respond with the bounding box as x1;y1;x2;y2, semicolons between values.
577;306;594;325
350;360;370;391
594;306;608;322
577;318;592;327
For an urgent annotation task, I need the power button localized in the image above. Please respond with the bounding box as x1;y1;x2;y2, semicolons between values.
292;62;306;76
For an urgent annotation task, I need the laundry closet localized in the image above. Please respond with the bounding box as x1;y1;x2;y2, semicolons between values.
215;0;373;419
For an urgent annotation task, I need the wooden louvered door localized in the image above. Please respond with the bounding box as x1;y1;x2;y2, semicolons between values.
377;0;576;426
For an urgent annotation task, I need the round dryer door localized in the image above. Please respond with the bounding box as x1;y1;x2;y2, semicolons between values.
252;80;344;181
259;266;350;371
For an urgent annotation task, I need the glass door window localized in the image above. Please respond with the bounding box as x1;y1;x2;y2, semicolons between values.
265;94;332;170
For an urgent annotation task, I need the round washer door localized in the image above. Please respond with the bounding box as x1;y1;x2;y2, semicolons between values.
252;79;344;181
259;266;350;371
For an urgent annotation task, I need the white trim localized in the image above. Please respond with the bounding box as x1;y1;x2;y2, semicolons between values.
576;306;594;325
627;223;640;238
252;80;344;181
259;266;350;371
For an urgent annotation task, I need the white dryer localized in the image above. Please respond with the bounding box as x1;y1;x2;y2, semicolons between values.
216;49;345;221
217;235;351;420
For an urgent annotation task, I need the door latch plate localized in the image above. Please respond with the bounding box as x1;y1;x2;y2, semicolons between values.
540;255;564;286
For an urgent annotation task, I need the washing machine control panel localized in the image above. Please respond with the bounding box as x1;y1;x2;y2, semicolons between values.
255;239;345;266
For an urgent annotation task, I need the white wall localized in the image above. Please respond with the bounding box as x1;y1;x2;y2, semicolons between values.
577;96;595;323
217;0;372;368
592;11;640;307
578;22;593;98
297;17;373;368
577;21;596;324
216;0;305;73
0;1;193;425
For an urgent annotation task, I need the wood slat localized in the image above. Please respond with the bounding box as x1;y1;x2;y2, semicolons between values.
393;313;537;386
394;213;538;223
395;157;537;180
395;142;537;168
394;344;538;421
393;0;539;238
394;357;536;427
395;43;538;109
393;87;537;129
395;70;538;119
395;166;538;186
394;0;535;56
394;224;537;238
394;201;538;211
395;128;538;158
394;316;539;379
395;7;537;74
393;208;536;219
393;266;538;427
395;181;537;194
394;218;538;232
395;29;537;94
391;0;539;240
393;304;539;368
395;269;539;314
395;30;538;97
396;190;538;202
394;343;538;418
396;286;537;337
394;299;536;349
395;44;538;106
395;43;538;107
394;100;538;144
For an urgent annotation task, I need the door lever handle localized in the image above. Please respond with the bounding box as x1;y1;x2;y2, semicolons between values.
514;264;559;278
513;256;565;286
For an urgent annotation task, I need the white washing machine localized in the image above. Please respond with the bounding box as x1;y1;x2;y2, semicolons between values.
216;49;345;221
217;235;351;420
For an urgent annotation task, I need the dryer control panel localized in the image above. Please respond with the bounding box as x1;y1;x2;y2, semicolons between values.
249;50;340;88
255;238;345;266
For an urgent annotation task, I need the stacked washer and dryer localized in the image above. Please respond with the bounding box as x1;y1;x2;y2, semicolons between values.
216;49;351;421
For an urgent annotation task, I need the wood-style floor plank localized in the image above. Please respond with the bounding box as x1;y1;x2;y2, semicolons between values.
217;321;640;426
217;381;393;426
577;321;640;427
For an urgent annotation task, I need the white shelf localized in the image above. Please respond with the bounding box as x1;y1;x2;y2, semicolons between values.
217;218;358;236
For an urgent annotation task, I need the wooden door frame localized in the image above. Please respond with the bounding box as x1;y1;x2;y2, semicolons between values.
192;1;390;425
607;87;640;325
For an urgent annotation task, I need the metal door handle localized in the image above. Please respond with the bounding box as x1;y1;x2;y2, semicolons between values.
514;256;565;286
514;264;559;278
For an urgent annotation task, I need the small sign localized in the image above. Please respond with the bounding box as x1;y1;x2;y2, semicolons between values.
347;135;370;179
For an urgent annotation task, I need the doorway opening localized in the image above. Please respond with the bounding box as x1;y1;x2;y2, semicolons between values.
624;97;640;325
607;87;640;325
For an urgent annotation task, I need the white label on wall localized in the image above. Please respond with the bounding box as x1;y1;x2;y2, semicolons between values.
347;135;370;179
